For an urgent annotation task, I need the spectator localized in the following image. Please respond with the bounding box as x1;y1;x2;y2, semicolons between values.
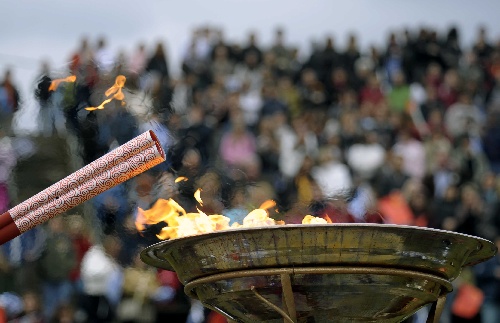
80;235;123;323
0;69;20;134
0;128;16;215
450;135;490;186
95;37;115;73
239;81;262;127
233;51;263;92
277;76;301;117
37;217;76;320
472;27;493;66
346;131;386;180
219;112;259;180
312;146;352;198
342;34;361;77
429;185;460;229
392;129;426;179
129;43;148;76
372;151;410;198
448;184;490;240
116;251;160;323
146;42;170;83
12;291;44;323
359;74;384;106
438;68;461;108
293;156;321;204
384;32;403;82
242;32;263;65
442;27;462;69
37;64;68;138
444;92;484;139
316;37;340;83
256;116;280;177
51;303;76;323
210;44;233;78
66;215;92;294
1;224;46;293
277;115;318;180
175;104;213;167
387;70;410;112
69;37;94;75
482;108;500;174
270;27;291;75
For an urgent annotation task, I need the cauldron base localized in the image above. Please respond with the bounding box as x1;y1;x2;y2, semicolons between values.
141;224;497;323
184;266;450;323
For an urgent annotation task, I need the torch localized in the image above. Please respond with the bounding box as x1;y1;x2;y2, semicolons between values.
0;130;165;245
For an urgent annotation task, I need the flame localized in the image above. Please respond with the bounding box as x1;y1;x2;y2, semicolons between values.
259;200;276;210
175;176;188;183
194;188;203;206
241;208;277;227
85;75;126;111
105;75;126;100
137;190;284;239
136;185;342;240
85;98;112;111
135;198;186;233
155;207;231;240
49;75;76;92
302;215;328;224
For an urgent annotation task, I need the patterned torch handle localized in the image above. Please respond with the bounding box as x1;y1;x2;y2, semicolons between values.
0;130;165;245
8;130;157;219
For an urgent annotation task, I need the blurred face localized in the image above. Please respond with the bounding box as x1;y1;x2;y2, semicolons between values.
444;186;458;200
49;217;64;233
368;75;379;87
391;71;405;86
245;52;258;67
104;237;121;258
215;46;228;59
392;155;404;170
332;69;347;83
182;149;201;169
23;293;39;313
301;69;316;86
483;173;496;189
461;186;479;205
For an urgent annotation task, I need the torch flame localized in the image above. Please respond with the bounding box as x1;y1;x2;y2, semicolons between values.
85;98;113;111
175;176;188;183
49;75;76;92
85;75;127;111
105;75;126;100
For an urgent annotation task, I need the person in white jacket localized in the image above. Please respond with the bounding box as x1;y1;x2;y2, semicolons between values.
80;235;123;322
312;146;353;198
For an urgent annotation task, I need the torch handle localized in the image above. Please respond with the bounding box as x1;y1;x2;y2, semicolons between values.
0;129;166;245
0;211;12;230
0;220;21;246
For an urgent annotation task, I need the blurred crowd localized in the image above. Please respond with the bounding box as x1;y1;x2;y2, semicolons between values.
1;24;500;323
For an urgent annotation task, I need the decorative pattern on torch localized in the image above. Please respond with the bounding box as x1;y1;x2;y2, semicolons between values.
14;145;164;233
9;131;157;221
